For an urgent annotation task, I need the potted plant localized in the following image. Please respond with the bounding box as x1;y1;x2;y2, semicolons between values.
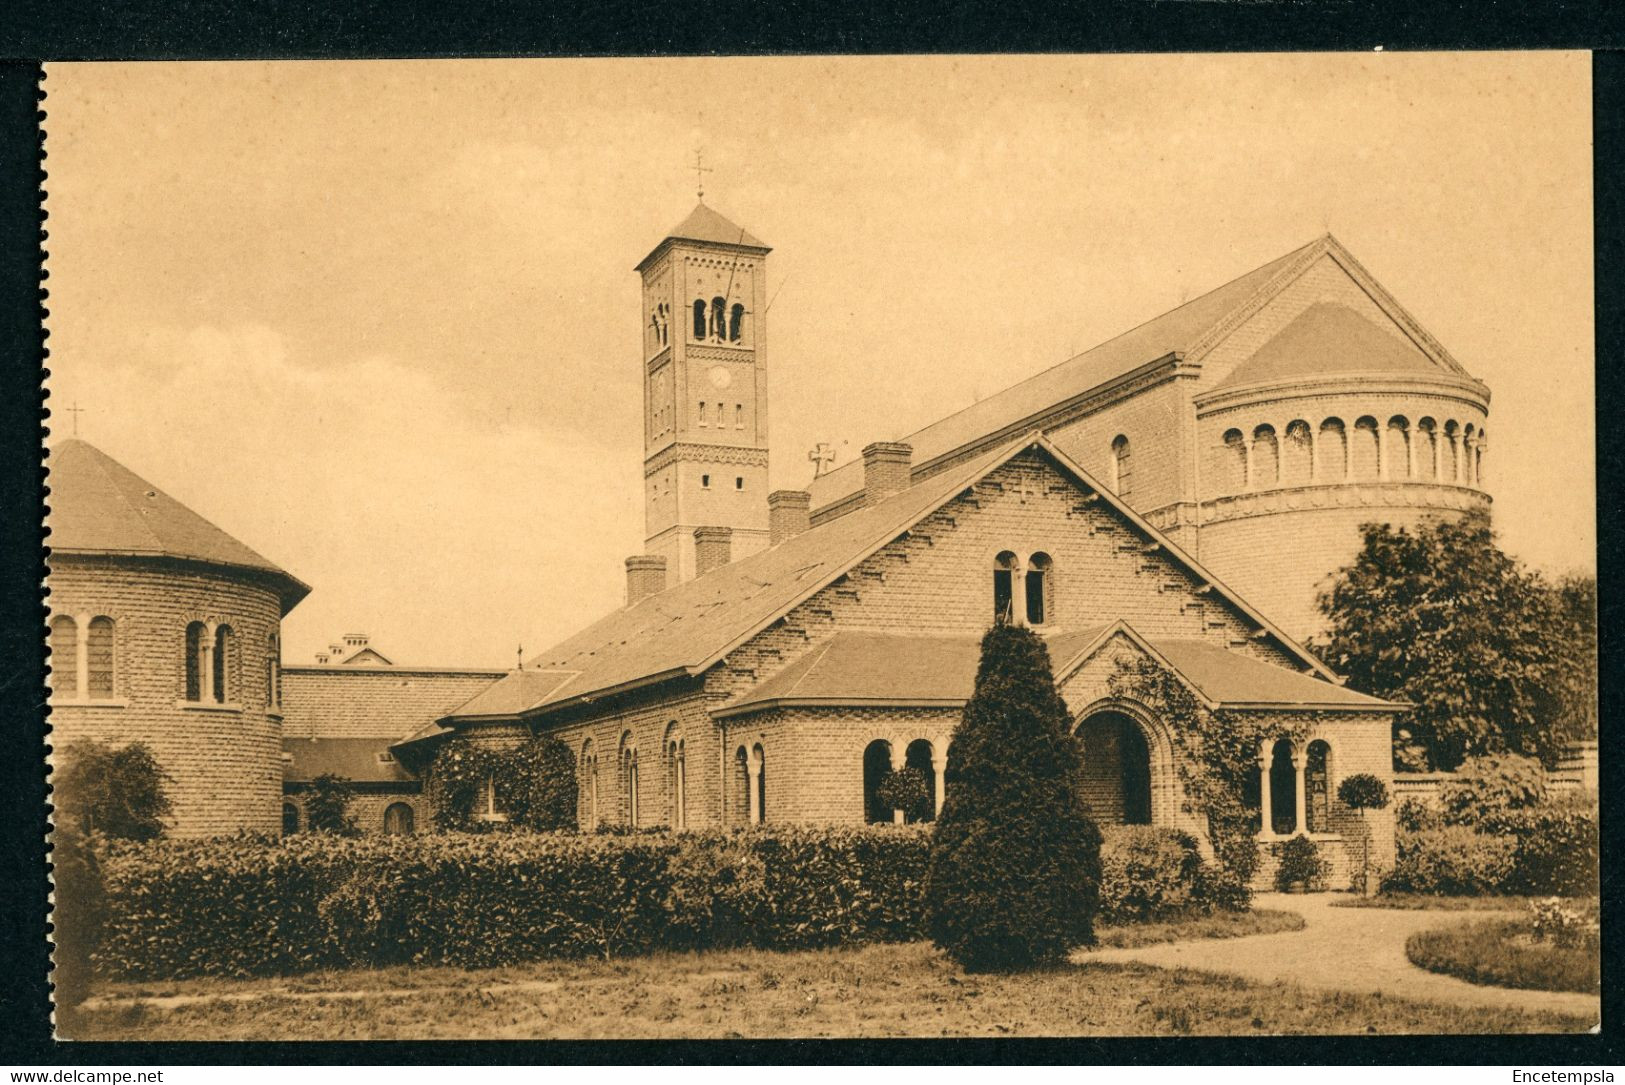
1336;773;1391;895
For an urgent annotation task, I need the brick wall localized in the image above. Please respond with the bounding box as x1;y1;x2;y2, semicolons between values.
283;788;424;835
48;555;285;837
280;667;504;740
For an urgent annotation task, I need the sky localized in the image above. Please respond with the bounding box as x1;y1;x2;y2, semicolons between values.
42;54;1594;669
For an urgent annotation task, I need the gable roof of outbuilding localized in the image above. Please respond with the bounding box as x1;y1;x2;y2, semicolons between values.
442;433;1339;728
48;438;310;612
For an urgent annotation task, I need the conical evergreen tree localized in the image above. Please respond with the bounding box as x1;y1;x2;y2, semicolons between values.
925;623;1102;971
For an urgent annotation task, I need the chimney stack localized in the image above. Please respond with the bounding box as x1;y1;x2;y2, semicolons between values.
768;489;812;545
693;526;733;576
624;554;668;605
861;442;914;507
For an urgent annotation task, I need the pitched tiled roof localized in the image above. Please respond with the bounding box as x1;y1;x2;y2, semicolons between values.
280;666;506;742
48;439;311;612
806;237;1322;510
282;737;416;785
448;435;1336;725
637;203;769;269
1209;302;1442;393
716;628;1108;718
1135;634;1403;710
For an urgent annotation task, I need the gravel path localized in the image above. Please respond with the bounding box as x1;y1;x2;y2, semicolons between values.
1078;893;1600;1024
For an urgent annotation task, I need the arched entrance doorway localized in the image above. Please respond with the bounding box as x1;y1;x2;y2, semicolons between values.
1075;711;1153;825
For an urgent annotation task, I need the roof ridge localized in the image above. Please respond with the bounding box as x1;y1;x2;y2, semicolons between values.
780;636;837;699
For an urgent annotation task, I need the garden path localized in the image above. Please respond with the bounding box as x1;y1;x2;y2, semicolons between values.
1078;893;1600;1024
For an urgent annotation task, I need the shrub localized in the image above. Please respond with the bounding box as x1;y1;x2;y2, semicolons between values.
506;735;578;832
50;822;106;1027
1274;834;1328;892
1439;753;1548;826
926;624;1102;971
304;774;358;836
95;825;935;980
1407;918;1599;994
1528;896;1600;952
1097;826;1230;923
875;766;932;823
54;741;172;842
1395;797;1442;832
1483;804;1598;897
1383;826;1517;895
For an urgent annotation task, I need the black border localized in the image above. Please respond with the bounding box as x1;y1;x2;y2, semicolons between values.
1;14;1620;1066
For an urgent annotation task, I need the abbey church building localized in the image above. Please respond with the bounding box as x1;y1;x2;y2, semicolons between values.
47;202;1499;887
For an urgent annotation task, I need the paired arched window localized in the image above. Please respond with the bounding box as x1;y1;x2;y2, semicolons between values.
665;726;687;830
621;736;640;827
1109;435;1133;498
581;739;599;831
51;614;118;701
383;802;415;835
992;551;1056;626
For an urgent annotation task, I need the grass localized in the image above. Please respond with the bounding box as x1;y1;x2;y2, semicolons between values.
1406;919;1600;995
1091;908;1304;949
68;912;1591;1040
1331;894;1570;912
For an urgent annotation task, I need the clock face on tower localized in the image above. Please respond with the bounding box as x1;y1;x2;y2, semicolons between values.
707;365;733;390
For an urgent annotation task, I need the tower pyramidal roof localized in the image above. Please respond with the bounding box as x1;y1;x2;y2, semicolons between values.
636;203;769;270
48;438;310;612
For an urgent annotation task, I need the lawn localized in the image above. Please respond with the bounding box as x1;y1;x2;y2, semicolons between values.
1090;908;1303;949
1330;894;1577;912
70;914;1592;1040
1406;919;1600;995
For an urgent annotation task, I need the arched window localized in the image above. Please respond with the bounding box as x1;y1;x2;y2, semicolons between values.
668;735;687;829
905;738;937;822
85;616;115;699
733;746;752;825
729;302;745;342
1351;417;1381;481
992;551;1018;625
1318;418;1347;482
1281;421;1313;487
693;299;707;340
751;743;766;824
480;768;509;820
383;802;415;835
710;297;726;341
1463;424;1478;486
184;621;207;702
862;740;893;824
49;616;78;699
1110;435;1133;498
1415;418;1438;480
266;631;281;709
1250;425;1278;489
1221;428;1248;494
581;739;599;831
212;624;235;703
734;403;744;429
1475;429;1487;486
1304;740;1331;834
1268;739;1297;835
282;803;300;835
1443;420;1461;482
1387;417;1411;480
1025;552;1052;626
698;401;708;428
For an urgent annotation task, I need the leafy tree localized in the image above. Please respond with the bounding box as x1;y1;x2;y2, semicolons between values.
305;773;358;835
1549;574;1598;746
876;766;932;823
925;624;1102;971
50;818;105;1031
1335;773;1390;894
54;740;172;842
1438;753;1547;825
1316;509;1568;771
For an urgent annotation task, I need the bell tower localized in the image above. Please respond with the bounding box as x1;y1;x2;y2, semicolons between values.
635;203;772;583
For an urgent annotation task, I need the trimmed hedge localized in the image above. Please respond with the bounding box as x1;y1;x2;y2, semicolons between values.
1383;826;1518;895
97;826;932;979
1097;826;1236;923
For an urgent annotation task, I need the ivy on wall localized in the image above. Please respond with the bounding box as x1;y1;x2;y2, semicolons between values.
425;733;578;833
1106;655;1312;896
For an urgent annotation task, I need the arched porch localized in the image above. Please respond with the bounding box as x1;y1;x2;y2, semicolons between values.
1073;700;1178;828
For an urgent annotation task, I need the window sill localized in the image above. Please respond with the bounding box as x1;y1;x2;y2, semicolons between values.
478;813;510;823
49;697;129;709
177;700;244;713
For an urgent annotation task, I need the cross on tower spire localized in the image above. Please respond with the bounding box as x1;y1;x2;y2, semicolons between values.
691;149;713;202
63;401;87;437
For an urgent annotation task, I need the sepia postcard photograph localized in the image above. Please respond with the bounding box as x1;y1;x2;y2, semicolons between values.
40;52;1599;1044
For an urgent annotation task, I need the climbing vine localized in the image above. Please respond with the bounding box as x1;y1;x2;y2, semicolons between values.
1106;655;1312;898
425;733;578;833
